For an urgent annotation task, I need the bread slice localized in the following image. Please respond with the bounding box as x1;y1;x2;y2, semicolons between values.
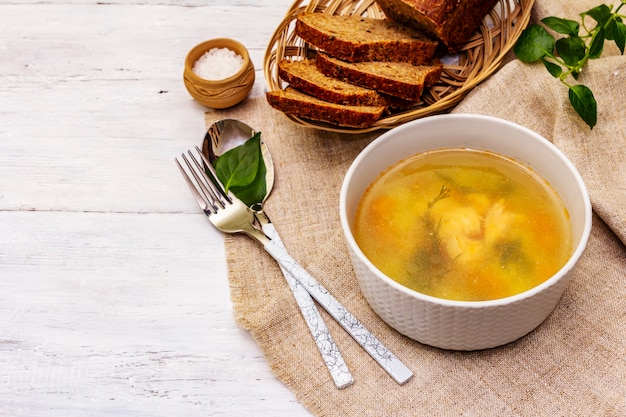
375;0;500;51
266;87;386;128
295;12;438;65
315;52;442;101
278;59;388;107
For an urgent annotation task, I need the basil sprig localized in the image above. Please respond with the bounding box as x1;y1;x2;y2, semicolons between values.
213;132;267;207
514;2;625;129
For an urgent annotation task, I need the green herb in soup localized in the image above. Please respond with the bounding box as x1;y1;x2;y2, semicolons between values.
353;149;573;301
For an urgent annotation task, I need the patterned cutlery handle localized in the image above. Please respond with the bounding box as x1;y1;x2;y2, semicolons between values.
262;222;353;389
263;239;413;385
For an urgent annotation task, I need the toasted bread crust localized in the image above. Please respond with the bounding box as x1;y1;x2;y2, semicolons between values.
278;59;388;107
295;13;438;64
267;11;446;127
316;52;442;101
266;87;385;128
375;0;500;50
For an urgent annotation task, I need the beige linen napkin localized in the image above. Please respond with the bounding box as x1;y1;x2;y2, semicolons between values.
206;1;625;415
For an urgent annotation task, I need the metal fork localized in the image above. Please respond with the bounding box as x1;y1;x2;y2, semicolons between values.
175;147;413;386
177;148;353;389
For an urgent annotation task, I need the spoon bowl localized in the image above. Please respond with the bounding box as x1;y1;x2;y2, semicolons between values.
202;118;274;202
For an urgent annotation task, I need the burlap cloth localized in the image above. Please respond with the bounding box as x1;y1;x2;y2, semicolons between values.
205;1;625;414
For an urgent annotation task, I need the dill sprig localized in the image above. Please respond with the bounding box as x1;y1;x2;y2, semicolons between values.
407;186;452;288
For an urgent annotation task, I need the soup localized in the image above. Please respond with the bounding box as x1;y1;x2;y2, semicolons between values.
353;148;573;301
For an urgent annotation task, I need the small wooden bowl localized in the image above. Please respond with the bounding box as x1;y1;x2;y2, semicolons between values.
183;38;255;109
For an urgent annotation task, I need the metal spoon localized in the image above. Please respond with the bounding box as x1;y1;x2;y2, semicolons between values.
202;119;354;389
203;119;274;205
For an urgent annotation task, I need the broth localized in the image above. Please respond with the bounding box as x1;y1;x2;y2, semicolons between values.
353;149;572;301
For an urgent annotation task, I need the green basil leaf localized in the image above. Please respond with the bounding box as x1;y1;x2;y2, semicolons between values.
611;21;626;54
541;16;580;36
213;132;268;207
514;24;555;62
604;16;618;40
568;85;597;129
556;36;586;66
214;132;261;191
584;4;613;26
516;4;624;129
542;58;563;78
227;150;267;208
588;26;606;59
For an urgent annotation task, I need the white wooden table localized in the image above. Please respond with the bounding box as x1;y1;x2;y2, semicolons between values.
0;1;312;415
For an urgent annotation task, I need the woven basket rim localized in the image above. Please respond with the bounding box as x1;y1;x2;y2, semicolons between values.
263;0;535;134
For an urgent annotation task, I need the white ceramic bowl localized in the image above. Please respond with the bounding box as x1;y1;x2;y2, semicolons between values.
340;114;592;350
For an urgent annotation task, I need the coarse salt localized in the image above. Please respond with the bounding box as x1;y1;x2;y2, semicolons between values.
192;47;244;80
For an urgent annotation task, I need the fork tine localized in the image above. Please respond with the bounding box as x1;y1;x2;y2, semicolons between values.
184;150;228;210
194;146;232;204
175;156;217;215
176;150;225;214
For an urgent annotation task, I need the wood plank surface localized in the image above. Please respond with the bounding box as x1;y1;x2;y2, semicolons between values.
0;1;311;415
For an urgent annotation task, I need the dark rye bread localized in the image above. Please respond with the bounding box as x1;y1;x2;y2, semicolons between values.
266;87;386;128
295;12;438;65
316;52;442;101
278;59;388;107
375;0;500;51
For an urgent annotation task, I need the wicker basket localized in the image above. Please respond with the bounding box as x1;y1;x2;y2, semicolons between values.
264;0;534;133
